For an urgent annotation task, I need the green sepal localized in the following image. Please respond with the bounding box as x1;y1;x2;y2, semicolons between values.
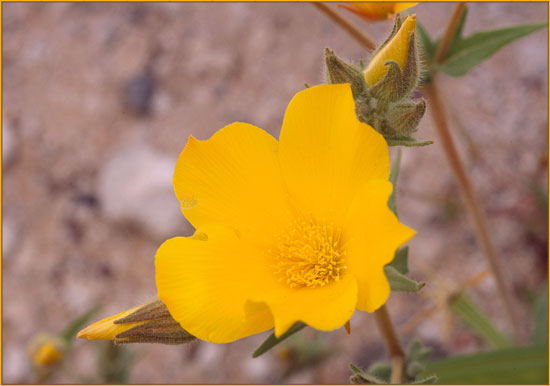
386;136;433;147
384;266;425;292
325;48;369;99
436;21;547;77
252;321;306;358
368;61;404;105
386;99;426;137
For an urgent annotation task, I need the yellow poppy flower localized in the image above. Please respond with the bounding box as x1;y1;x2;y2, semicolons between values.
363;14;417;87
155;83;415;344
338;2;417;22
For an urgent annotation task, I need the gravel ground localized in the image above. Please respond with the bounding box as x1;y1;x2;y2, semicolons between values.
2;2;548;384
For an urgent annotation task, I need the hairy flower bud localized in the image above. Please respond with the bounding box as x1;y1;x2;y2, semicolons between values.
27;334;65;367
78;297;196;345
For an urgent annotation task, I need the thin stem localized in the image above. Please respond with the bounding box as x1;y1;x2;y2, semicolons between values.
434;3;466;63
424;82;522;342
374;305;405;384
311;3;377;52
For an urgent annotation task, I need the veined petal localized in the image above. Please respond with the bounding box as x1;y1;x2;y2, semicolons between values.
344;181;415;312
155;227;277;343
173;122;292;241
252;275;358;337
278;84;389;225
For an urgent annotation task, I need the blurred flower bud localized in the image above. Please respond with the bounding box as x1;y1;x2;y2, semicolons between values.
28;334;65;367
338;3;417;23
78;297;196;345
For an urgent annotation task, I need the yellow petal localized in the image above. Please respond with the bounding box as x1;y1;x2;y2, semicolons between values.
77;304;146;340
252;275;358;337
278;84;389;225
363;14;416;86
344;180;415;312
155;227;277;343
173;122;293;242
394;3;418;13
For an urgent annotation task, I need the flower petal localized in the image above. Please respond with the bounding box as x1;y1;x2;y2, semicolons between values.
278;84;389;224
344;180;415;312
155;226;277;343
173;122;292;240
252;275;358;337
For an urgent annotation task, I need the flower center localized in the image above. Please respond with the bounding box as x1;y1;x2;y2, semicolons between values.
273;218;347;288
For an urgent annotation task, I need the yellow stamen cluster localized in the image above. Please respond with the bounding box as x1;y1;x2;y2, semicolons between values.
274;218;347;288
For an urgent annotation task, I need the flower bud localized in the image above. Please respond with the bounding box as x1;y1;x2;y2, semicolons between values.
27;334;65;367
338;3;417;23
77;297;196;345
363;14;417;87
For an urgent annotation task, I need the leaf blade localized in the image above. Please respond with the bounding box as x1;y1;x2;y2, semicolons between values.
252;322;306;358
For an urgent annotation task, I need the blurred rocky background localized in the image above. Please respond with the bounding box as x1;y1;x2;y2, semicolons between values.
2;2;547;384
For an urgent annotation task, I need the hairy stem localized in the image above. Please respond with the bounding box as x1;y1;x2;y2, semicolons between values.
374;305;405;384
424;82;522;342
311;3;377;52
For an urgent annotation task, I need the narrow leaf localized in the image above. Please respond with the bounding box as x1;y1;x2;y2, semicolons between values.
416;22;436;61
436;22;547;77
449;292;512;349
388;149;402;216
61;306;101;344
420;345;548;384
252;322;306;358
384;266;425;292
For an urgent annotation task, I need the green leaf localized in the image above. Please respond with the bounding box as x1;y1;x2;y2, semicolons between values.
532;281;548;345
350;364;388;384
252;321;306;358
420;345;548;384
384;266;425;292
388;246;409;275
61;306;101;345
448;292;512;349
436;22;547;77
416;22;436;61
388;149;402;216
368;362;392;383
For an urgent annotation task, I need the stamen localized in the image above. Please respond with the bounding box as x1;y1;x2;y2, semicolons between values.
273;217;347;288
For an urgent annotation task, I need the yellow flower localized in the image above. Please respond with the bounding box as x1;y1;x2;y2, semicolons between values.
338;2;417;22
363;14;417;87
77;304;146;341
27;334;64;367
155;84;415;343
